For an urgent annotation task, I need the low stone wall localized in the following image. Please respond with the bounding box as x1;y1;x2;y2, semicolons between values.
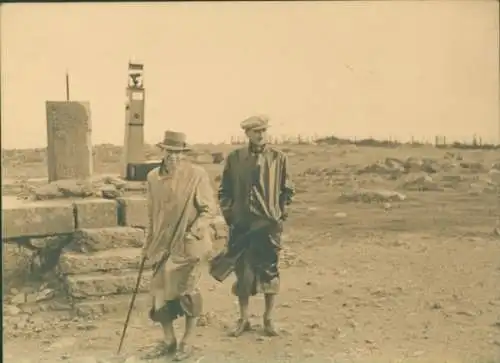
2;196;229;318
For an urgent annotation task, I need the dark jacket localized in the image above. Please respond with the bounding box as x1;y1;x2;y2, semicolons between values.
218;145;295;228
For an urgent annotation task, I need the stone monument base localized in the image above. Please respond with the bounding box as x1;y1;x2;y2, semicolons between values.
125;160;162;181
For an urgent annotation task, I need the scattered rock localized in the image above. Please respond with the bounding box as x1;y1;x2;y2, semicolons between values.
97;175;127;190
197;312;217;327
404;157;425;173
338;189;406;203
30;176;128;201
31;183;63;200
456;310;476;317
444;152;463;160
308;322;322;329
11;293;27;305
35;288;55;302
440;174;466;184
49;337;77;349
55;179;95;198
357;161;403;176
430;302;443;310
100;184;122;199
302;166;342;177
468;181;497;195
421;159;441;173
400;173;443;191
488;168;500;184
460;161;486;173
72;357;98;363
303;349;316;358
404;157;441;174
4;304;22;316
124;356;141;363
411;350;426;357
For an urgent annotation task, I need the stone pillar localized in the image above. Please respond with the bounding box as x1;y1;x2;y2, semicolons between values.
121;62;146;178
46;101;93;182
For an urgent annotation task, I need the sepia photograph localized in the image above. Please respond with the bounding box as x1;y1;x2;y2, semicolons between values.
1;1;499;362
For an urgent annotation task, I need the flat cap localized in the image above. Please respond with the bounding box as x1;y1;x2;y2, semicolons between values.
240;115;270;131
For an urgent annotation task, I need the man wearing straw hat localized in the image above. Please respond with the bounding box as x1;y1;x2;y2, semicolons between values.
218;115;295;337
141;130;217;361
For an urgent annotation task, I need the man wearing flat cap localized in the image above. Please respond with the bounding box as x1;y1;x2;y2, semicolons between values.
218;115;295;337
141;131;216;361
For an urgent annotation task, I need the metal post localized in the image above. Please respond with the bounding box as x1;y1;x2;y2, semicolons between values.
65;71;70;101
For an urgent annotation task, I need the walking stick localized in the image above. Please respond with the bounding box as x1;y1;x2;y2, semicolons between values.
117;256;147;355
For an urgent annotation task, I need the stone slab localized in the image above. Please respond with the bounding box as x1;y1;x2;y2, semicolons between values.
73;293;151;318
65;270;153;299
117;196;148;228
66;227;145;253
2;200;75;239
124;181;147;192
46;101;93;182
73;198;117;229
59;247;153;275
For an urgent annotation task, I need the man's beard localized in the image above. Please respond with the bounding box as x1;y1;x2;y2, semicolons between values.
163;157;182;172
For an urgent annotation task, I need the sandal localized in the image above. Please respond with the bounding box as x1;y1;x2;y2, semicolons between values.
229;319;252;337
263;319;279;337
173;342;193;361
141;340;177;359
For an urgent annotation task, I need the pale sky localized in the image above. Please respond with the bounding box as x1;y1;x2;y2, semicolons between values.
1;1;499;149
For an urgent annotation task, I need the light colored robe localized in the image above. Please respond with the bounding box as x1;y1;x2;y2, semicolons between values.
144;161;216;305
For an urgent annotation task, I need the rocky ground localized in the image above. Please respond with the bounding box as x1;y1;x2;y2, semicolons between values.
2;144;500;363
